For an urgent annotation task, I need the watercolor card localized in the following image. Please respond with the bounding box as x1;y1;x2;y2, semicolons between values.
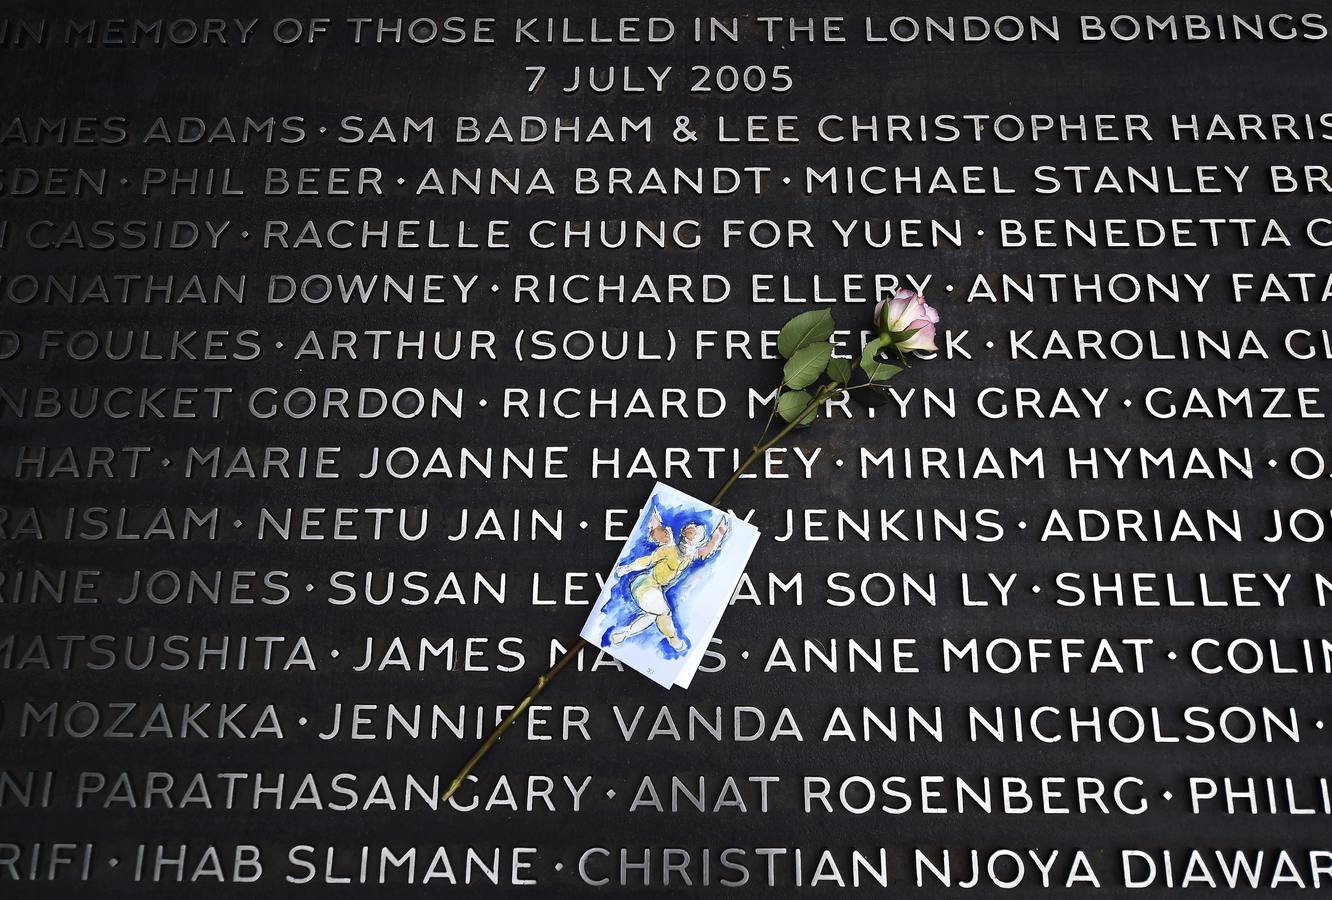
580;482;760;688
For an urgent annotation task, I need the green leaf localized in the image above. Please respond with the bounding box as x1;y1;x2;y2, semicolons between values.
783;342;833;390
777;309;835;359
777;389;818;427
864;360;903;384
859;339;902;384
826;356;852;385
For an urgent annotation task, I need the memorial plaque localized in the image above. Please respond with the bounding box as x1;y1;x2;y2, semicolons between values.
2;1;1331;895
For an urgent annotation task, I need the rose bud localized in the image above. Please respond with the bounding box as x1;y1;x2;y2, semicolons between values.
873;288;940;353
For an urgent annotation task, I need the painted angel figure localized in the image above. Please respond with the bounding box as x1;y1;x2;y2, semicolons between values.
609;508;730;650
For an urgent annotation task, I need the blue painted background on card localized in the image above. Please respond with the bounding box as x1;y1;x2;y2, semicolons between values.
595;496;726;660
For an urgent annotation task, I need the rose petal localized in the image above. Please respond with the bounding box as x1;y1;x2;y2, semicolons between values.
896;322;937;353
883;296;918;331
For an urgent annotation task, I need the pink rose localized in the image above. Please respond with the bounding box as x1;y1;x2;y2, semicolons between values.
873;288;940;353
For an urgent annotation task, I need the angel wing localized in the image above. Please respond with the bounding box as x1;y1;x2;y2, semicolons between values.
697;516;730;560
647;507;673;545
